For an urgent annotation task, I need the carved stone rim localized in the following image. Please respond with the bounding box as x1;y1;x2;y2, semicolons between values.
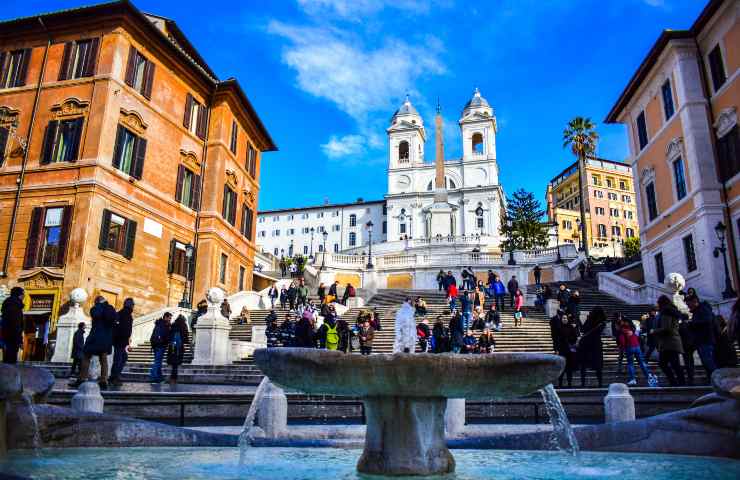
119;108;148;134
51;97;90;118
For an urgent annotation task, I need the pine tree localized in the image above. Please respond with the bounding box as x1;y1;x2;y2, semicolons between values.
499;189;549;251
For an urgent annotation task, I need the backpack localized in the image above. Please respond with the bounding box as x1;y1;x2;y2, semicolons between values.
325;324;339;350
150;321;167;347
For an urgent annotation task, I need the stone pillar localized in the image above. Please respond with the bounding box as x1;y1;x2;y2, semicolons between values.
51;288;90;364
71;381;104;413
256;380;288;438
444;398;465;436
192;288;232;366
545;299;559;318
604;383;635;423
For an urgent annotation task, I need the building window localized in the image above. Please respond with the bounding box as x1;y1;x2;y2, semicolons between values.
608;192;618;200
230;120;238;154
317;226;325;233
349;232;356;246
332;224;340;232
258;231;266;238
302;227;310;234
399;223;407;234
636;111;649;150
258;217;265;223
272;230;280;237
661;79;674;120
645;182;658;221
477;217;484;229
239;266;245;291
240;205;254;240
619;180;627;190
219;253;227;284
382;221;387;234
611;226;621;237
624;211;633;220
597;224;607;238
317;212;324;218
334;243;339;253
183;93;208;140
595;207;605;215
287;228;294;236
41;118;84;164
273;247;278;256
398;141;409;162
610;208;619;217
167;240;191;277
124;47;155;99
303;245;308;255
673;157;687;200
333;210;340;217
472;132;484;154
247;144;257;177
112;125;146;179
717;126;739;182
592;175;601;186
626;228;635;238
349;214;357;227
594;190;603;199
301;213;309;219
222;185;237;226
708;44;727;93
175;165;200;209
622;195;632;203
606;178;614;188
58;38;99;81
98;209;136;259
23;206;72;269
274;215;281;221
382;205;387;215
0;49;31;89
683;235;697;272
318;244;324;252
655;252;665;284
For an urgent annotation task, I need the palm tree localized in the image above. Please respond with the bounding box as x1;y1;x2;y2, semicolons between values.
562;116;599;258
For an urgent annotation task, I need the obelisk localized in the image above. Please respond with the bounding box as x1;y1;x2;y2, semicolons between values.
428;100;454;238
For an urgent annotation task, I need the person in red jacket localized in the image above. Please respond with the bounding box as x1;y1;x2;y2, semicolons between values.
618;317;656;386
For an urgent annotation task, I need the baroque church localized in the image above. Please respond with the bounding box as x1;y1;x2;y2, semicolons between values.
257;89;506;256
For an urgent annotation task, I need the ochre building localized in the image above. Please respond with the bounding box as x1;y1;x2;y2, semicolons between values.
0;1;276;332
606;0;738;300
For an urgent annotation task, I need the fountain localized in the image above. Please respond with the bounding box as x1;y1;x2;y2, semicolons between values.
253;348;564;476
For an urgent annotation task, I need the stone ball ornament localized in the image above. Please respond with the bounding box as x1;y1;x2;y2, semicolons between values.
206;287;225;305
69;288;88;306
665;272;685;294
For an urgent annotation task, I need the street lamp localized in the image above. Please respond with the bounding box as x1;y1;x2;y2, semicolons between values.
506;217;516;265
178;244;195;308
552;222;562;264
366;221;374;269
575;218;583;252
714;221;736;299
321;230;328;271
309;227;315;260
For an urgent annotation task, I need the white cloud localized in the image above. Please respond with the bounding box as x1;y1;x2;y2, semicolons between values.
642;0;665;6
321;134;366;158
296;0;432;19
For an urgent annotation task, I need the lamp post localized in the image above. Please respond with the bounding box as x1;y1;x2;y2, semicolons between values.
552;222;562;264
321;230;328;271
506;218;516;265
178;244;195;308
575;218;583;252
366;221;374;269
309;227;315;260
714;221;737;299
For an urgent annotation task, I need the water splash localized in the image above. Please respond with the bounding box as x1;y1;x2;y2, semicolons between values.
20;394;42;454
238;376;270;465
539;384;579;456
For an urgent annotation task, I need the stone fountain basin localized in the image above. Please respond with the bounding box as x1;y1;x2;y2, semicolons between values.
253;348;564;400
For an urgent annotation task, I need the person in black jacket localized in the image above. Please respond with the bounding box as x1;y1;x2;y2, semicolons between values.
167;314;189;383
109;298;134;386
148;312;172;383
686;294;717;378
70;322;86;376
71;296;117;389
432;316;450;353
578;308;606;388
1;287;24;364
449;312;464;353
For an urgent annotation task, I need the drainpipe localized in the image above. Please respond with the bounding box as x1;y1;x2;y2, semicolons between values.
187;88;215;306
694;38;740;292
1;18;51;278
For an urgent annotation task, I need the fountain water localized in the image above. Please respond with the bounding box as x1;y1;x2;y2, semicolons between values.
540;384;579;455
238;376;270;465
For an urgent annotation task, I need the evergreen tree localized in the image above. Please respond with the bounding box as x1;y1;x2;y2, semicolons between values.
623;236;641;259
500;189;549;251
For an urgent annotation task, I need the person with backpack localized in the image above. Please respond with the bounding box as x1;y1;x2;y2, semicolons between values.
417;318;431;352
70;322;86;377
109;298;134;386
652;295;686;387
148;312;172;383
167;314;189;384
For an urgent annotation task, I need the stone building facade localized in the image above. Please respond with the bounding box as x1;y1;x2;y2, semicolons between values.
606;0;739;300
0;1;276;331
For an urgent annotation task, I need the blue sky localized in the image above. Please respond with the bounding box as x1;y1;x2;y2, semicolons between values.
6;0;707;210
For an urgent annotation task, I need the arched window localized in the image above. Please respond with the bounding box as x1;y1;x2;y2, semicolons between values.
472;133;484;154
448;178;456;189
349;232;356;246
475;203;484;229
349;214;356;227
398;141;410;162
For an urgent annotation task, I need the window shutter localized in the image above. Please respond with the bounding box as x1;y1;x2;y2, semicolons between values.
124;46;136;87
229;196;237;225
82;37;100;77
58;42;73;80
188;249;196;280
0;52;6;86
124;218;137;259
222;185;228;219
15;49;31;87
247;209;254;241
98;209;112;250
240;205;247;236
40;121;60;165
0;126;8;166
112;125;124;169
67;117;84;162
174;164;184;203
23;207;44;269
142;60;155;99
56;205;73;267
196;105;208;140
132;136;146;180
183;93;193;129
167;239;176;274
192;174;201;210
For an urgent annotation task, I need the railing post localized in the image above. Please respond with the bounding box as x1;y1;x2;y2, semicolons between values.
180;403;185;427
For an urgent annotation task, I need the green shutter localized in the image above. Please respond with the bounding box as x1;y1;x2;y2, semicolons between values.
98;209;111;251
124;218;137;259
167;239;176;274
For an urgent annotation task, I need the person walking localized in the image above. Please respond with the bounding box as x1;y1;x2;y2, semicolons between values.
447;282;459;313
685;294;717;379
507;276;519;310
337;318;353;353
297;280;309;308
71;296;117;389
279;287;288;310
513;288;524;327
167;314;189;384
533;265;542;285
69;322;86;377
460;291;473;331
640;310;659;362
492;275;506;312
148;312;172;383
1;287;24;364
449;312;465;354
220;298;231;320
652;295;686;386
436;270;445;291
617;316;656;386
109;298;134;386
287;282;298;310
328;281;339;303
578;308;606;388
317;283;326;304
566;290;581;323
268;283;279;309
358;319;375;355
556;284;570;310
555;315;579;388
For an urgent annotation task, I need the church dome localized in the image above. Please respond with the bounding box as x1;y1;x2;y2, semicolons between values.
462;88;492;117
391;95;423;126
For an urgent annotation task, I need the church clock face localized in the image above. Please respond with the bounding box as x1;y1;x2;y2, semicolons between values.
396;175;411;189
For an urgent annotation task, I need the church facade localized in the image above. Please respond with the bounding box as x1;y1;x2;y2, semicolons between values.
257;89;506;257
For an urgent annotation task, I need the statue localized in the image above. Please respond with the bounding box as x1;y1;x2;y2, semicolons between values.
665;272;689;314
393;298;417;353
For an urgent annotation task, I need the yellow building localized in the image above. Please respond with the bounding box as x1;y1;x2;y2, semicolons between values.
546;157;640;257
